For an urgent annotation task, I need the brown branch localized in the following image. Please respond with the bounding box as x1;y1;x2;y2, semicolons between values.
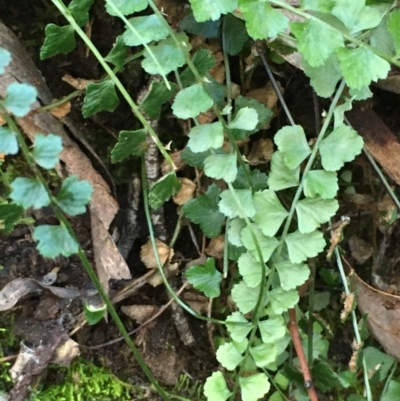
288;308;319;401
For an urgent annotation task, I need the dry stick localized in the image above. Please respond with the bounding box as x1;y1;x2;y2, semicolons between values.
81;281;189;350
139;78;195;347
288;308;319;401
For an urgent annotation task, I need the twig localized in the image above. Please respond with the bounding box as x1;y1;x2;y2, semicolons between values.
288;308;319;401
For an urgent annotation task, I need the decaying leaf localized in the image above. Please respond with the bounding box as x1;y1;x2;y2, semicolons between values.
141;238;174;269
205;235;225;259
0;277;85;311
327;216;350;260
173;177;196;205
247;138;274;165
122;305;160;324
247;82;280;114
148;263;179;287
49;100;71;119
62;74;95;90
52;338;80;367
182;291;209;315
161;150;186;174
378;193;397;226
340;292;355;322
348;235;373;265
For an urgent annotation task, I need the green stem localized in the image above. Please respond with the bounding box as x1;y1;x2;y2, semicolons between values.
3;113;171;401
50;0;175;171
277;80;346;253
268;0;400;68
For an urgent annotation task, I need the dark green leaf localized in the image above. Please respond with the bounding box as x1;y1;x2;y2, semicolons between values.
139;81;177;120
180;49;216;86
148;172;181;210
223;14;249;56
40;24;76;60
186;258;222;298
105;36;129;70
111;129;148;163
232;165;268;191
181;147;211;168
178;13;221;38
68;0;95;27
84;302;107;325
0;203;24;233
82;80;119;118
183;184;225;238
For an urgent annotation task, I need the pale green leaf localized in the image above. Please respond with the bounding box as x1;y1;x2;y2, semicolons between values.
303;170;338;199
258;316;287;344
291;20;343;67
253;190;288;237
84;302;107;325
189;0;238;22
241;224;279;263
204;372;232;401
238;251;269;288
336;47;390;90
268;151;300;191
105;0;148;16
349;86;372;101
204;153;237;183
320;124;364;171
188;122;224;152
228;107;258;131
285;230;326;263
142;35;189;75
40;24;76;60
333;96;353;129
56;176;93;216
300;0;335;12
148;172;181;210
226;312;253;342
183;184;225;238
122;15;169;46
274;125;311;169
68;0;95;27
227;218;245;247
172;83;213;119
235;95;273;132
186;258;222;298
82;80;119;117
0;48;11;73
275;260;310;291
216;342;244;370
269;287;299;314
303;54;342;98
381;380;400;401
111;129;148;162
33;224;78;258
0;127;18;155
32;134;63;169
232;280;264;314
239;373;270;401
10;178;50;209
388;10;400;55
250;343;277;368
296;197;339;233
4;83;37;117
332;0;382;33
219;189;255;219
370;15;396;57
240;0;289;39
139;81;177;120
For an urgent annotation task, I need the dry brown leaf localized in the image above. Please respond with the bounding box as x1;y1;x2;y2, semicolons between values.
62;74;95;90
161;150;186;174
197;110;216;124
182;291;209;315
231;82;241;99
122;304;160;324
205;235;225;259
49;101;71;119
247;138;274;165
247;82;280;111
378;193;396;226
141;238;174;269
148;263;179;287
173;178;196;205
53;338;80;367
348;235;373;265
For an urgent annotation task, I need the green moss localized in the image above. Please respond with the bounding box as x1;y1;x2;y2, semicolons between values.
0;316;18;393
31;359;144;401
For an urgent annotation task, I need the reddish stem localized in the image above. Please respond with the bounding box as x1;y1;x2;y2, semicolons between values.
288;308;319;401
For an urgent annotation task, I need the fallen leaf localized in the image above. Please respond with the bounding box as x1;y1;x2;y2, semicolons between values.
141;238;174;269
62;74;95;90
49;100;71;119
247;138;274;165
173;178;196;205
122;304;160;324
